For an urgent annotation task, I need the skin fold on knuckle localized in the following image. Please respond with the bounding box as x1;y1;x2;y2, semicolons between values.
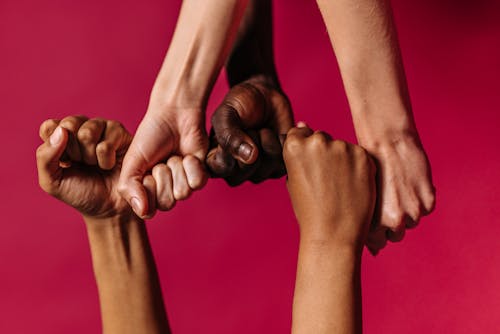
39;119;59;140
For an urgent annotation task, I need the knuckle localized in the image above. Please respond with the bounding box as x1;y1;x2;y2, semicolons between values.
106;120;124;132
283;136;303;158
96;141;113;155
383;211;405;230
310;131;329;147
332;140;349;153
39;119;58;137
77;127;97;144
158;198;176;211
174;187;191;201
422;192;436;214
116;180;128;198
60;116;83;130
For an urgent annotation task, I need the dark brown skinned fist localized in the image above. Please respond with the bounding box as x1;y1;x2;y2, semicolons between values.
207;76;294;186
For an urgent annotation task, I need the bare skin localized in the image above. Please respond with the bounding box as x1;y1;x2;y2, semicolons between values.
118;0;250;219
206;0;294;185
36;116;169;334
284;123;377;334
316;0;435;252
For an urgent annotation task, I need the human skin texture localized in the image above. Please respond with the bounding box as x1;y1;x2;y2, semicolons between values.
316;0;436;252
284;123;377;334
36;116;170;334
118;0;249;219
206;0;294;185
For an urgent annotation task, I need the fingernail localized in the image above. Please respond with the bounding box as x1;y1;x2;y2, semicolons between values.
49;127;63;146
238;143;253;161
297;121;307;128
131;197;142;215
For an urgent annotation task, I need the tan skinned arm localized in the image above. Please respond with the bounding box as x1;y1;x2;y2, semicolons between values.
283;124;376;334
36;117;170;333
85;216;170;334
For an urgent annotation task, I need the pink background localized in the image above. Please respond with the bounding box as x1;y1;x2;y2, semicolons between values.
1;0;499;333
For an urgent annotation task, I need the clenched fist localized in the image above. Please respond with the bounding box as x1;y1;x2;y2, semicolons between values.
283;123;377;251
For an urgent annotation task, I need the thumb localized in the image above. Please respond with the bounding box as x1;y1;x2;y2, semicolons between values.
118;145;150;218
211;104;259;164
36;126;69;193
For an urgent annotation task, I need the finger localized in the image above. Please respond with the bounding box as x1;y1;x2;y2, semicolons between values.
39;119;60;141
286;125;314;140
36;126;69;195
77;118;106;165
167;156;191;201
259;128;282;156
118;150;149;218
405;215;420;229
206;146;236;177
96;120;130;170
223;129;262;186
142;174;157;220
386;226;406;243
366;226;388;255
211;104;259;164
118;120;159;219
152;164;176;211
59;115;89;161
183;155;208;190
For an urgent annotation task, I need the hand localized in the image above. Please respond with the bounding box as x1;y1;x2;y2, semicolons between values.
206;76;294;185
36;116;157;220
283;123;377;251
118;105;208;218
362;135;436;254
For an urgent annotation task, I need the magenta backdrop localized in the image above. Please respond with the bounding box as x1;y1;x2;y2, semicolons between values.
1;0;499;333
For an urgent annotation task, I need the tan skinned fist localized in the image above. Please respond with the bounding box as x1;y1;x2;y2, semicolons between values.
283;123;377;251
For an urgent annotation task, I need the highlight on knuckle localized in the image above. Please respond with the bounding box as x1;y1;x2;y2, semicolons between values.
283;136;303;158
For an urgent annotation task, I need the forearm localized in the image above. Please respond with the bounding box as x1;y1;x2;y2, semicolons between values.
317;0;416;145
226;0;279;87
292;233;363;334
151;0;249;111
85;216;170;334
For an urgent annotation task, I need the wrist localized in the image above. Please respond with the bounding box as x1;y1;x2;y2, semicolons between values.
83;213;143;232
149;79;207;113
299;237;363;265
350;100;418;146
298;222;365;256
357;130;423;158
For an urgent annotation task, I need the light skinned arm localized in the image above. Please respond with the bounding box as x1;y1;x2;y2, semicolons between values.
36;116;169;333
283;123;377;334
119;0;250;219
316;0;435;252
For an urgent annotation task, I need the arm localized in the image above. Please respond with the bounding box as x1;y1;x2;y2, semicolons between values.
283;124;377;334
226;0;278;87
205;0;295;185
85;216;169;334
36;116;169;333
119;0;250;218
316;0;435;252
293;243;362;334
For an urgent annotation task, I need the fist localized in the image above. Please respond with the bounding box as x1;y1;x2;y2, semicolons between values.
36;116;134;219
283;123;377;250
206;75;294;185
